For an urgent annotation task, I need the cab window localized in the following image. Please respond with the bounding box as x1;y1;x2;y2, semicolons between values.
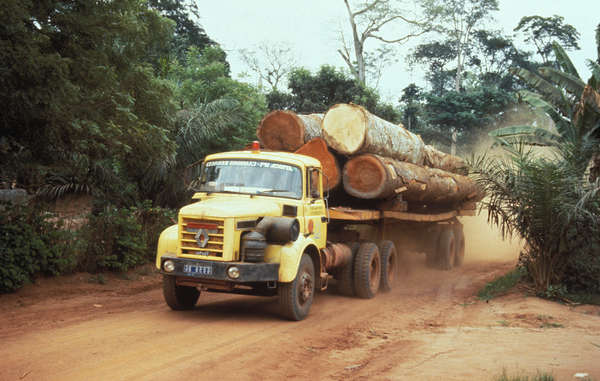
307;168;321;198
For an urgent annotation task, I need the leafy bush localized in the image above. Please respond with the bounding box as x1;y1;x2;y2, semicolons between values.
79;206;147;272
478;267;526;301
473;148;600;294
0;203;76;292
493;369;555;381
79;201;175;273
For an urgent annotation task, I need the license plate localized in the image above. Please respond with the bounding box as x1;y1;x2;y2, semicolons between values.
183;263;212;276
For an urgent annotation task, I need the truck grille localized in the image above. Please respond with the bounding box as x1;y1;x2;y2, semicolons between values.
180;217;225;257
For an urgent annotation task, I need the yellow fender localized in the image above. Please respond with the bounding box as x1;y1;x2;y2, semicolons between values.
272;236;320;283
155;224;178;269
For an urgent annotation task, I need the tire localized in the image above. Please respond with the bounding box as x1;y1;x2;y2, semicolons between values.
279;254;315;321
425;225;441;268
354;242;381;299
336;242;359;296
162;275;200;310
379;240;398;292
437;227;456;271
453;223;465;267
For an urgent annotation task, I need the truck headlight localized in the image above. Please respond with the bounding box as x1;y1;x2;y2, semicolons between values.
227;266;240;279
163;260;175;272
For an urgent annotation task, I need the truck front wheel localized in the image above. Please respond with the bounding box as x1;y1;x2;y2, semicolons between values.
354;242;381;299
162;275;200;310
279;254;315;321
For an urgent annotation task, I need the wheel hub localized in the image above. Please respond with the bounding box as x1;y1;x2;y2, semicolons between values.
300;273;313;303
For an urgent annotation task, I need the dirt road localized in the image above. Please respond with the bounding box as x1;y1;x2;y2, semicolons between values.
1;221;599;381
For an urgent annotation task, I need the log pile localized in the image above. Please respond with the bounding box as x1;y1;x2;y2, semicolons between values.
256;104;482;210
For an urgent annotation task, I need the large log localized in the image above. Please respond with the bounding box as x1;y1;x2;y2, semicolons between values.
322;103;426;164
343;154;483;206
295;138;341;191
423;145;468;175
257;110;322;151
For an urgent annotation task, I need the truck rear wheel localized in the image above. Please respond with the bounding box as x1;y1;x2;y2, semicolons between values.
425;225;441;268
163;275;200;310
379;240;398;292
278;254;315;321
336;242;359;297
437;227;456;270
454;223;465;267
354;242;381;299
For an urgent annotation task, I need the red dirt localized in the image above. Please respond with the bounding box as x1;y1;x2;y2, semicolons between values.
1;225;599;381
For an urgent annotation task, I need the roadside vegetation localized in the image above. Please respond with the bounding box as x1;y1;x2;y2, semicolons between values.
1;1;598;296
473;40;600;299
492;370;555;381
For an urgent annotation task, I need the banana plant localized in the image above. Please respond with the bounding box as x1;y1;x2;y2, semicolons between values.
489;41;600;178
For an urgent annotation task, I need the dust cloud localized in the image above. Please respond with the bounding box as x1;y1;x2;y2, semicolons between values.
460;213;522;263
459;123;526;264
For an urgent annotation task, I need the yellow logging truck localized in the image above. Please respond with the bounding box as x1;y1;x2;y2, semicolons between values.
156;144;472;320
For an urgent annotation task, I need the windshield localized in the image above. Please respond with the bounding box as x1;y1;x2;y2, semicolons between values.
195;159;303;199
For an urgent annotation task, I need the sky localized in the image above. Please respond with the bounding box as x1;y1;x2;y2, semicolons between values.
195;0;598;102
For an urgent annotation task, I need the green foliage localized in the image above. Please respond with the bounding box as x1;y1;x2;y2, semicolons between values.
267;65;401;123
514;15;581;64
147;0;217;68
423;86;515;148
0;203;76;292
493;369;555;381
79;202;175;273
142;46;267;206
473;144;600;292
0;0;177;205
478;267;526;301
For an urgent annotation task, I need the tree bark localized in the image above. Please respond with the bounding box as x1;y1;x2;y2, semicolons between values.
322;103;426;164
343;154;483;206
295;138;341;191
423;145;468;175
257;111;322;151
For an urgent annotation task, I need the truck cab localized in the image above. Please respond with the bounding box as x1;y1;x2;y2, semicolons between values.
156;146;329;320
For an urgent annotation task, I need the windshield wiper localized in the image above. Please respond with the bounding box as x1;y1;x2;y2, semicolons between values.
256;189;290;195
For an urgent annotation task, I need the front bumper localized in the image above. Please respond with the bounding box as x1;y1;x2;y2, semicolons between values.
159;256;279;282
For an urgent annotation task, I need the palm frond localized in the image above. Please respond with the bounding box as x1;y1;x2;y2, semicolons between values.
587;60;600;87
539;67;585;98
510;67;566;108
552;42;581;78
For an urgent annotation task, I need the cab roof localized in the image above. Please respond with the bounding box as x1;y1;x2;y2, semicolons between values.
205;150;322;168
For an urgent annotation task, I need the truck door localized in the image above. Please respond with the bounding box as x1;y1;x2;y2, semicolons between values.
304;167;327;247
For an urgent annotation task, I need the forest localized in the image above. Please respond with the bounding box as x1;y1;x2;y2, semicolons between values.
1;0;599;298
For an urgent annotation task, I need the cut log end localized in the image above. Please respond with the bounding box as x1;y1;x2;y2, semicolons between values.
322;104;366;154
295;138;341;191
257;110;305;151
343;154;387;199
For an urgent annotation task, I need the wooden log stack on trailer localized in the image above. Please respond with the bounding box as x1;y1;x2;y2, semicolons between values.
256;104;483;211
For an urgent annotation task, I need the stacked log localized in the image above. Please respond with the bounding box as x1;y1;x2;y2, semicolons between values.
321;103;426;165
255;104;482;210
423;145;468;175
295;138;341;191
257;111;322;151
343;154;482;206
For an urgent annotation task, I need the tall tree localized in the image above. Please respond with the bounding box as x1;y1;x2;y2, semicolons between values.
0;0;176;201
339;0;434;85
420;0;499;91
514;15;580;65
239;42;297;92
266;65;400;123
147;0;215;65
